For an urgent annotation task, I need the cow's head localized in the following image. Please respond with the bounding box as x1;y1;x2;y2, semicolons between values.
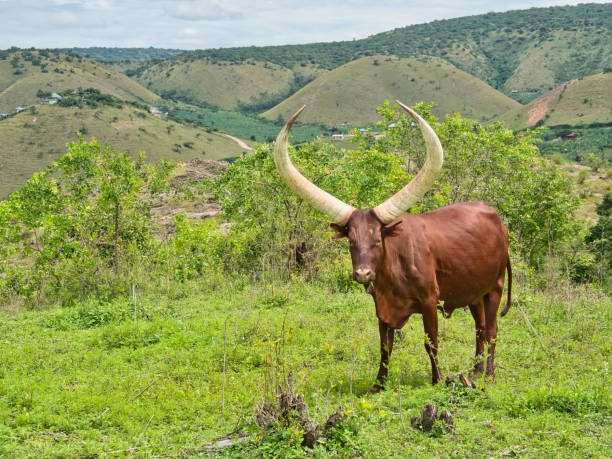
330;210;402;283
273;101;443;285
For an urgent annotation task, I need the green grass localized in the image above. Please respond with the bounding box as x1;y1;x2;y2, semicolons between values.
162;100;329;143
0;278;609;457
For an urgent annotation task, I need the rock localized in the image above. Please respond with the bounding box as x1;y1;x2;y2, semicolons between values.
420;403;438;431
439;409;454;427
411;404;454;433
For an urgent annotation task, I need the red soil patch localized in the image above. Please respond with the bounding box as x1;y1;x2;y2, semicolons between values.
526;81;573;126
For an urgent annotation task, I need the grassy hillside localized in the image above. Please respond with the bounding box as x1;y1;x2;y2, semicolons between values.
499;72;612;129
182;3;611;102
263;56;521;126
137;59;325;111
0;50;159;113
0;280;608;456
0;104;246;197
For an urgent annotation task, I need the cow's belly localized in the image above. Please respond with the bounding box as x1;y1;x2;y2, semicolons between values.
436;263;501;307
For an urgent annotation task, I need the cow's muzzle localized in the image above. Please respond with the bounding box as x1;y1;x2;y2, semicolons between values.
354;267;375;284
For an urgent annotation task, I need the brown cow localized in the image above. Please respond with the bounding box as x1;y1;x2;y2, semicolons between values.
272;101;512;391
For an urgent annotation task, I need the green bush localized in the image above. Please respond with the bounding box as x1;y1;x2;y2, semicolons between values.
585;193;611;286
0;140;173;307
213;134;410;280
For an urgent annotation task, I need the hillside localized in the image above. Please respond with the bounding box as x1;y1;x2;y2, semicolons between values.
0;103;247;197
0;50;159;113
498;72;612;130
263;56;521;126
181;3;611;102
137;58;325;112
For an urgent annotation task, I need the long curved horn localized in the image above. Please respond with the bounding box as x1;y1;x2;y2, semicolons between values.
373;101;444;224
273;106;355;225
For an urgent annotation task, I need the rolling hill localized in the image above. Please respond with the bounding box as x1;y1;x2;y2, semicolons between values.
137;59;326;111
0;50;159;113
180;3;611;103
0;103;247;197
262;56;521;126
498;72;612;130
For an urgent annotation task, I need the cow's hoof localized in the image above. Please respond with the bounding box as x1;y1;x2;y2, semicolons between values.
368;383;385;394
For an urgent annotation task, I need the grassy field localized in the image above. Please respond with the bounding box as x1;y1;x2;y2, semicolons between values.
499;73;612;130
0;277;609;457
540;125;612;162
262;56;521;126
0;104;246;197
162;100;329;143
0;51;158;113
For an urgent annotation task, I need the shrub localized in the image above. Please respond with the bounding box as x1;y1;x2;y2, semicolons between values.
0;140;173;306
585;193;611;285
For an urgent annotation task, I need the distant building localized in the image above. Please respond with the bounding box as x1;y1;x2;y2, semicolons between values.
15;106;26;113
331;134;345;141
0;112;8;119
149;106;163;117
44;93;62;105
561;132;578;140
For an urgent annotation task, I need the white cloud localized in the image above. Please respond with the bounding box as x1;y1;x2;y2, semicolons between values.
0;0;608;49
166;1;244;21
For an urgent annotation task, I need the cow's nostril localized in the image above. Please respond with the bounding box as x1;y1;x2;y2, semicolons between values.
354;268;374;283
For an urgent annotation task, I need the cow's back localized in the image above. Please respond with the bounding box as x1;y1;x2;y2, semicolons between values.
410;202;508;307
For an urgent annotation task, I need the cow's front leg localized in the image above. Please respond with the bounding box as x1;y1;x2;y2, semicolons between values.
370;319;395;393
422;308;441;384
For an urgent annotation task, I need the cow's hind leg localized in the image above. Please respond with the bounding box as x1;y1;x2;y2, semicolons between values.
483;288;503;377
370;319;395;393
468;299;486;376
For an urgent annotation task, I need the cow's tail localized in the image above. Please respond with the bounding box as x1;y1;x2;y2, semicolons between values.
500;258;512;317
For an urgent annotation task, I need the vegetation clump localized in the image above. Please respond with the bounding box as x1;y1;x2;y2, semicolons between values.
56;88;124;108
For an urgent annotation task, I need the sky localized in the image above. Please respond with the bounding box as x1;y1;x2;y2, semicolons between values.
0;0;607;50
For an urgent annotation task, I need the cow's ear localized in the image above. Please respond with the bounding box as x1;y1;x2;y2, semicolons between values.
382;220;402;237
330;223;348;239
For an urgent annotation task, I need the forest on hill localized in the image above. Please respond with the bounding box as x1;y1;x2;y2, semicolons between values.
62;47;184;63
